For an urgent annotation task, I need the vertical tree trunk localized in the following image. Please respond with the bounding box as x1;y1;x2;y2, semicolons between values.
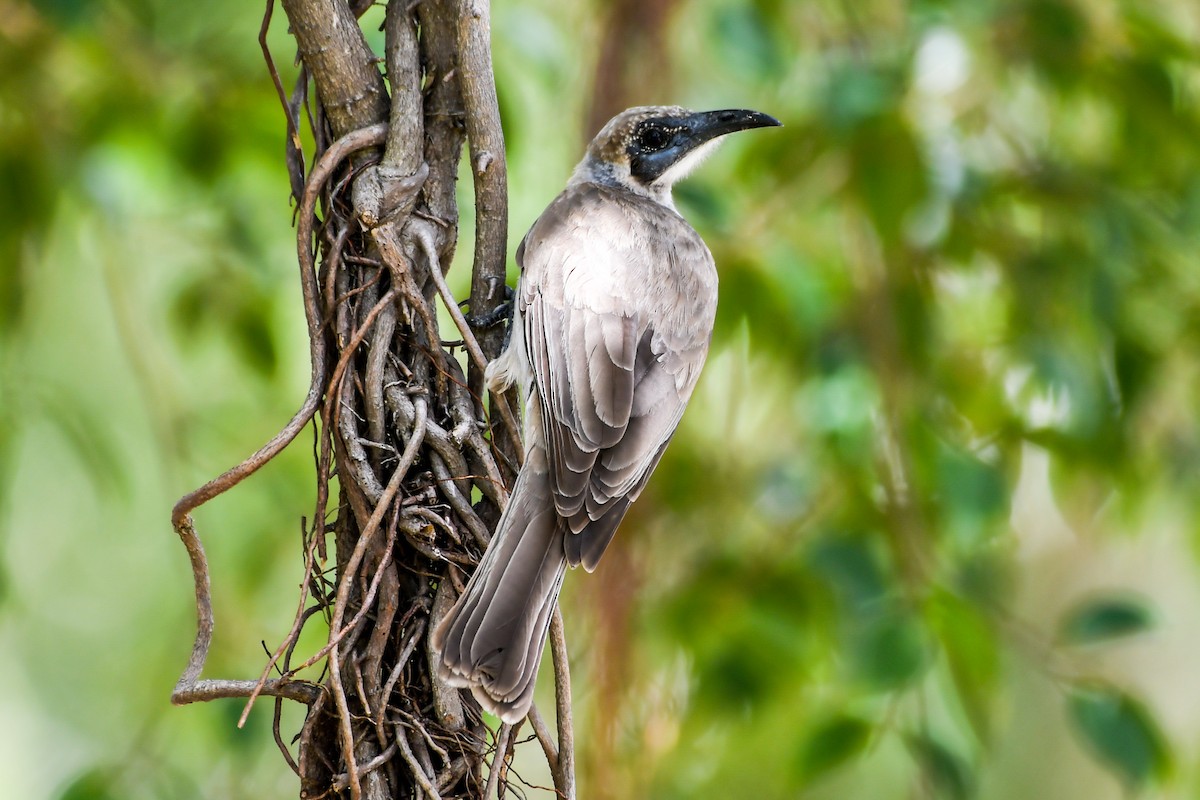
170;2;577;796
275;1;513;797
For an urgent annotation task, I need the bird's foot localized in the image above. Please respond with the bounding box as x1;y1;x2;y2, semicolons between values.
465;285;515;349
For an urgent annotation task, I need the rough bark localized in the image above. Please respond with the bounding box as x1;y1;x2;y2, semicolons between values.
280;0;390;137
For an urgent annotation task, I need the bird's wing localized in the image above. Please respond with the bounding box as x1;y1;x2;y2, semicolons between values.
517;184;715;570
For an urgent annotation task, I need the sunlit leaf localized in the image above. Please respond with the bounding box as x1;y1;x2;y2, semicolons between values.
930;591;999;743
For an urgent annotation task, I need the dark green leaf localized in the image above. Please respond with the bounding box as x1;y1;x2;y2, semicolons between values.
850;609;930;690
1060;595;1155;645
233;305;278;377
56;767;121;800
1067;685;1171;789
796;714;873;783
849;113;928;244
807;536;889;612
906;732;974;800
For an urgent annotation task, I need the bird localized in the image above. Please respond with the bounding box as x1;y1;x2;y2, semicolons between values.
433;105;781;723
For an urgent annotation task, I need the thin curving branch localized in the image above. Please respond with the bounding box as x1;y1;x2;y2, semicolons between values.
526;703;559;773
169;123;387;709
415;224;524;458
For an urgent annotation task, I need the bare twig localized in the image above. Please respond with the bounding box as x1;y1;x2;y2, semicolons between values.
456;0;510;371
237;521;325;723
427;579;467;731
483;724;512;800
323;395;429;675
172;678;321;705
550;607;577;799
330;741;400;792
415;224;523;458
328;426;421;800
396;723;444;800
169;133;386;708
169;124;386;528
526;703;559;773
377;620;427;738
259;0;306;202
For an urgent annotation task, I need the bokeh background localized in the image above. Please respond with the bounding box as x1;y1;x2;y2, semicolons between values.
4;0;1200;797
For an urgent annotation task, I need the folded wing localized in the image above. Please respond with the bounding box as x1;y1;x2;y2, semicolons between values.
517;186;713;571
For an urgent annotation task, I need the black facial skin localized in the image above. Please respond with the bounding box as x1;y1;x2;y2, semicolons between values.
628;108;781;184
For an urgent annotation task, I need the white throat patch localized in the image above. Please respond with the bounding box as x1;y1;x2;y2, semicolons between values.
653;138;724;191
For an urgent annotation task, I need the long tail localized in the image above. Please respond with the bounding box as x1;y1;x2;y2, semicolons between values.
432;447;566;723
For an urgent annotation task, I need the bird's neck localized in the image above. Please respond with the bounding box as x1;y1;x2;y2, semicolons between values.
568;155;677;210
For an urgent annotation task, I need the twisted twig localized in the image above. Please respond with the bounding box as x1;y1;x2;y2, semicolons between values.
170;123;387;709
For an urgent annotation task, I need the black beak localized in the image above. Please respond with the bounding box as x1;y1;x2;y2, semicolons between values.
687;108;782;145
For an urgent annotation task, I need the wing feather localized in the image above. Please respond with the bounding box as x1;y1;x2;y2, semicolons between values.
515;183;716;570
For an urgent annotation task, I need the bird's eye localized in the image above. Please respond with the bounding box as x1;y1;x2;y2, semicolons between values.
639;126;670;151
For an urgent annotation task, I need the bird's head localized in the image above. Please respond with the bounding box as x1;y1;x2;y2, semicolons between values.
573;105;781;205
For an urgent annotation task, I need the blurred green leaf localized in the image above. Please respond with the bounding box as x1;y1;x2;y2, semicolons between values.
821;63;901;134
41;391;129;497
849;114;929;243
906;732;974;800
807;535;889;612
996;0;1089;88
930;591;999;743
795;714;873;783
709;4;785;80
1068;685;1171;789
850;609;930;690
232;305;279;377
56;767;121;800
1059;595;1156;645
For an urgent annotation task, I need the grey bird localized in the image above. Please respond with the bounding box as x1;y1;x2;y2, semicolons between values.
433;105;781;722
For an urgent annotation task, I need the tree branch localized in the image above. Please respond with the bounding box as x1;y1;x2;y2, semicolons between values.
280;0;390;138
456;0;509;373
170;123;386;710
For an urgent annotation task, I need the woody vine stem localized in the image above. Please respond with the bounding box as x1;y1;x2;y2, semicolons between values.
169;1;576;798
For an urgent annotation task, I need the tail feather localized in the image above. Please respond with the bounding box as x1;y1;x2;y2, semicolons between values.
433;452;567;723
